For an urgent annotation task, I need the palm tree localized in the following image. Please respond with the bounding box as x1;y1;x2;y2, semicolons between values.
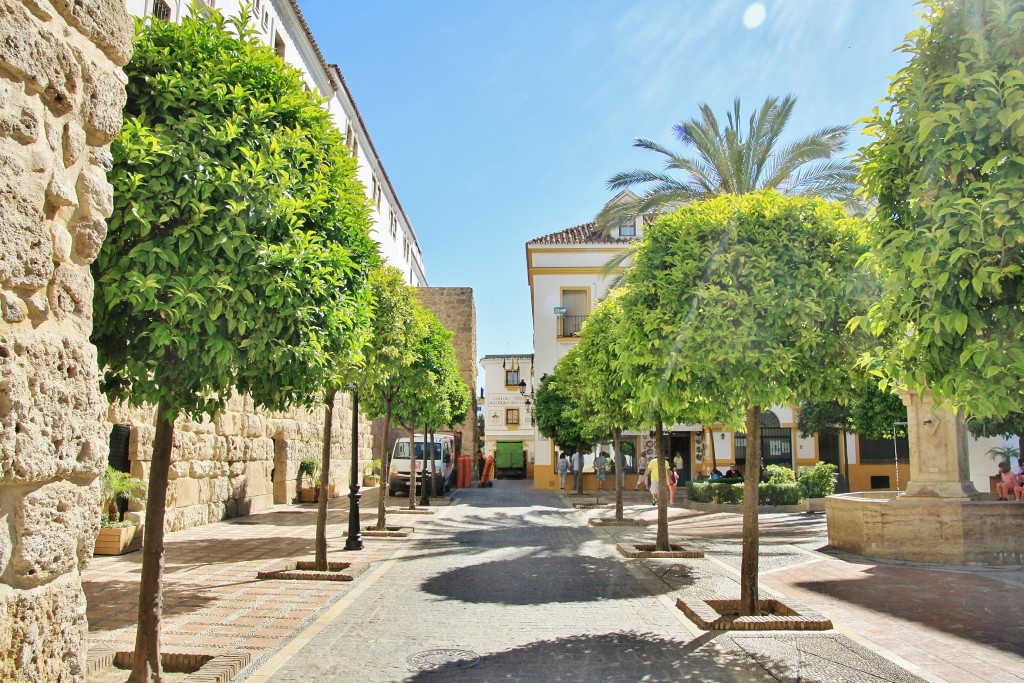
594;95;857;236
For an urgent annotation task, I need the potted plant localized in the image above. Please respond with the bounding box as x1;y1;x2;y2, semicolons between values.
95;466;145;556
362;458;381;487
298;456;320;503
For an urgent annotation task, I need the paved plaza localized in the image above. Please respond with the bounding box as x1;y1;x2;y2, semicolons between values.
84;481;1024;682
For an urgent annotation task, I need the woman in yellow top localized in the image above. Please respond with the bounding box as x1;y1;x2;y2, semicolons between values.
648;458;661;506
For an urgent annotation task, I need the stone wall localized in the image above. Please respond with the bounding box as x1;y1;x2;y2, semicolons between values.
0;1;132;680
110;391;374;533
415;287;478;457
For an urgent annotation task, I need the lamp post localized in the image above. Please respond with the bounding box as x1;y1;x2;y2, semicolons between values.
344;386;362;551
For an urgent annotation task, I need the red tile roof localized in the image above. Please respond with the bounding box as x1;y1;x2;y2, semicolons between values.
527;222;635;246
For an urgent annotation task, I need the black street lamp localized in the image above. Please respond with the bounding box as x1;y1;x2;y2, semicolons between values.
344;387;362;551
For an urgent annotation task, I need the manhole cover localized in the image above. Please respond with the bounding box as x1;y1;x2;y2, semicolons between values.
406;648;481;671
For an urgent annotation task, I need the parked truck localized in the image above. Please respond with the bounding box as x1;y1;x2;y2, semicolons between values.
493;440;527;480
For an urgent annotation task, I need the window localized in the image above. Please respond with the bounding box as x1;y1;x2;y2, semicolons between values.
152;0;171;21
618;219;636;237
274;32;286;59
372;176;382;207
403;236;410;261
505;369;519;386
734;411;793;468
389;211;397;237
559;289;588;337
858;434;909;463
505;409;520;426
261;9;270;30
344;121;358;157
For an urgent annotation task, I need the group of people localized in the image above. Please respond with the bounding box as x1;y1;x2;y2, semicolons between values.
555;450;611;492
694;466;743;481
995;459;1024;501
632;452;685;506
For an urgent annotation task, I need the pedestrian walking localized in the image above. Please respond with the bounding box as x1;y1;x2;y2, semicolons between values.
673;451;683;480
572;451;582;492
634;454;648;491
667;466;679;505
556;452;569;491
594;451;608;492
649;458;661;505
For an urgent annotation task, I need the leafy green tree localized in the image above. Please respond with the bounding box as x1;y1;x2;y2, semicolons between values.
358;267;425;530
856;0;1024;418
968;412;1024;456
619;191;869;615
595;95;857;235
799;383;907;440
535;349;603;491
575;290;638;519
391;309;456;509
95;11;375;680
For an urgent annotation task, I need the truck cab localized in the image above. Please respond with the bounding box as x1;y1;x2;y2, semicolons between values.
388;434;456;496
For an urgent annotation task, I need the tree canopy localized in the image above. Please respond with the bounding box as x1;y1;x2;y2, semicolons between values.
97;10;377;418
535;348;603;452
856;0;1024;417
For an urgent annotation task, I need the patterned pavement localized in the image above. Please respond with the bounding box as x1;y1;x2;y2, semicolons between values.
83;482;1024;682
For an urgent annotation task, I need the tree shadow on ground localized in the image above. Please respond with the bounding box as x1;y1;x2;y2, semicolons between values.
401;631;767;682
419;554;689;605
84;578;217;633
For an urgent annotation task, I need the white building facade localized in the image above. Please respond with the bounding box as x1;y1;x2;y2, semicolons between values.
479;354;536;478
124;0;428;285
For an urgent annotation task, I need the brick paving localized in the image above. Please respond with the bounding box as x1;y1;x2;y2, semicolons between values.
83;482;1024;682
84;487;411;671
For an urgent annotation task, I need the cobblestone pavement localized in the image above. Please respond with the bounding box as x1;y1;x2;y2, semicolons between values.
255;482;926;683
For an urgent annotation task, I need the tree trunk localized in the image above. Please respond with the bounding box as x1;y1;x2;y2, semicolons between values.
406;414;417;510
709;425;718;473
575;448;584;495
374;400;392;531
613;428;623;521
315;388;336;571
419;428;432;507
739;405;762;616
655;421;669;552
129;396;175;682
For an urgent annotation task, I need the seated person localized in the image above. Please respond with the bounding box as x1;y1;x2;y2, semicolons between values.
695;471;708;481
709;469;723;481
995;461;1018;501
724;466;742;479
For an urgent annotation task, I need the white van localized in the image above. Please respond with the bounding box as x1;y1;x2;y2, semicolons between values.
388;434;456;497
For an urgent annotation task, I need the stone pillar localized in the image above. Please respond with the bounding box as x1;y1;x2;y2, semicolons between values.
898;389;981;500
0;1;132;680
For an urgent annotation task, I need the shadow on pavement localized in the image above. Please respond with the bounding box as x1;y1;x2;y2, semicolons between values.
420;554;684;605
401;631;765;682
83;578;218;633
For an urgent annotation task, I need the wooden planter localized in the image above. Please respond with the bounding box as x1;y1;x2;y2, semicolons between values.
298;488;318;503
94;525;142;556
362;477;380;487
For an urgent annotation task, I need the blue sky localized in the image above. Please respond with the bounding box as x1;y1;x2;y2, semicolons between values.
300;0;923;386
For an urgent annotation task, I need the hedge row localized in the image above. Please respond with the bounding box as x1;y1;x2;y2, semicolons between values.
685;481;804;506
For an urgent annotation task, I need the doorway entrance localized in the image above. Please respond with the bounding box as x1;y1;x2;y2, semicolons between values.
817;431;848;492
669;432;691;483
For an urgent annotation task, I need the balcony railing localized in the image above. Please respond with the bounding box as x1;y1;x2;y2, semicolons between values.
559;315;588;338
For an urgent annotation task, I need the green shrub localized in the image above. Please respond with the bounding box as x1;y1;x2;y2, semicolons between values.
710;483;744;504
798;461;838;498
687;481;712;502
764;464;796;484
759;482;803;506
298;456;321;488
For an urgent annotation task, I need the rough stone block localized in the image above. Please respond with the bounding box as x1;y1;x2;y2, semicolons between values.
11;480;99;586
50;0;133;66
0;574;88;681
0;332;106;482
0;1;79;114
46;263;91;335
74;162;112;219
69;216;105;263
0;192;52;290
172;477;200;508
79;56;125;145
0;290;26;323
61;120;84;167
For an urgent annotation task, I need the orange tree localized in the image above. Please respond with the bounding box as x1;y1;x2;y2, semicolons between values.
94;11;375;680
856;0;1024;417
618;191;869;614
358;267;425;530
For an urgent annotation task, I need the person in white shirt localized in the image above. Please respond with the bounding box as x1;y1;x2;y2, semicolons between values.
572;451;582;492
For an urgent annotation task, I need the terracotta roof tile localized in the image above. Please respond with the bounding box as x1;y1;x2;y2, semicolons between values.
527;222;635;246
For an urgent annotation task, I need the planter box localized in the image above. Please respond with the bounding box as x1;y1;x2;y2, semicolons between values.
298;488;318;503
362;477;380;487
328;485;342;498
94;525;142;556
